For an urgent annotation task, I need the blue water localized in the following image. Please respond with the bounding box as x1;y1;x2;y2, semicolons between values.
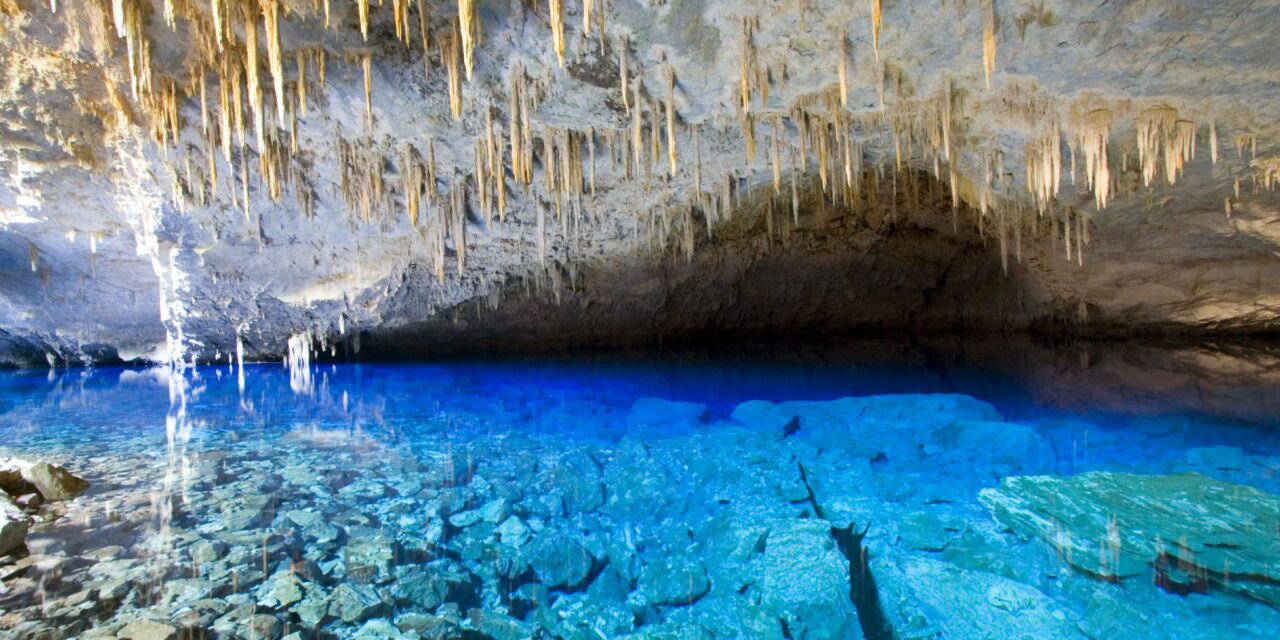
1;346;1279;638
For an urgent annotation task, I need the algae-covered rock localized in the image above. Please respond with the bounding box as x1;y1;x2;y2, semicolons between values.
980;472;1280;606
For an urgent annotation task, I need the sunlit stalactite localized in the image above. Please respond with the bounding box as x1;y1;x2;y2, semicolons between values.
982;0;997;89
1136;106;1178;187
549;0;565;67
459;0;478;80
870;0;882;60
444;28;463;119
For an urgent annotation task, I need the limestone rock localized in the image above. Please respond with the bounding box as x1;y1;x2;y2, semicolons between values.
526;530;594;590
638;557;710;606
329;583;388;624
0;494;29;556
115;619;177;640
873;556;1084;639
980;471;1280;606
5;459;89;502
626;398;711;433
751;520;862;639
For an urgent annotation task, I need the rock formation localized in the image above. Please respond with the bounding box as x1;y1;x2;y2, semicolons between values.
1;0;1278;365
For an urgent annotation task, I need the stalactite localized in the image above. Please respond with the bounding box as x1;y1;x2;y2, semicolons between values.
740;19;753;113
1166;120;1197;185
1255;156;1280;190
743;113;757;164
459;0;477;80
1210;120;1218;165
1025;127;1061;212
402;144;424;225
296;51;308;116
942;78;953;161
245;11;265;150
632;80;643;173
263;0;285;126
870;0;882;60
783;160;796;227
444;30;462;119
583;0;593;35
838;33;849;109
770;116;782;194
211;0;224;46
1136;106;1177;187
663;59;677;178
619;35;630;115
417;0;431;75
1075;108;1111;209
982;0;997;89
361;53;374;125
358;0;370;40
550;0;566;67
509;66;524;185
588;128;596;197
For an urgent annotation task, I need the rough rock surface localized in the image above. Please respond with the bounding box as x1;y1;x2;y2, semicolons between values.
980;471;1280;605
0;493;28;556
8;458;90;502
1;1;1279;364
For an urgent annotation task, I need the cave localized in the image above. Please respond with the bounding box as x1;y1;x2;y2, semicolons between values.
1;1;1280;638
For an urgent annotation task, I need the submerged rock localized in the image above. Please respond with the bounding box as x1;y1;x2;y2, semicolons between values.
115;619;178;640
626;398;711;433
0;494;29;556
2;458;89;502
639;557;710;606
980;471;1280;606
874;555;1084;639
329;582;389;624
751;520;862;639
930;420;1055;470
526;530;594;590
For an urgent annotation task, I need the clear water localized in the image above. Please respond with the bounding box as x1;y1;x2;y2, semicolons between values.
2;343;1279;639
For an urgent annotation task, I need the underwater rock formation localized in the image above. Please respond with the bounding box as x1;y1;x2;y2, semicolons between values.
0;495;27;556
980;471;1280;606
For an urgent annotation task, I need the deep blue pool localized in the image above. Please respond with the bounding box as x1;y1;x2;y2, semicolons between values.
1;340;1279;639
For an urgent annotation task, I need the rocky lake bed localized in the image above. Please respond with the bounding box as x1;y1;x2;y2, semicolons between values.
1;364;1279;639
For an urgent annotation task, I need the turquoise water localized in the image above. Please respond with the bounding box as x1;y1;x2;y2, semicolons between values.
1;346;1279;639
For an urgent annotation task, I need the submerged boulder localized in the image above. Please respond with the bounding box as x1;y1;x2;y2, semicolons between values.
626;398;711;433
751;519;862;639
0;494;29;556
525;529;594;590
639;557;710;606
874;555;1084;639
1;458;89;502
930;420;1055;470
980;472;1280;606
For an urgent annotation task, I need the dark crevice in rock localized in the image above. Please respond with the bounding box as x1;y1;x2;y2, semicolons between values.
797;462;893;640
831;523;893;640
793;463;896;640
